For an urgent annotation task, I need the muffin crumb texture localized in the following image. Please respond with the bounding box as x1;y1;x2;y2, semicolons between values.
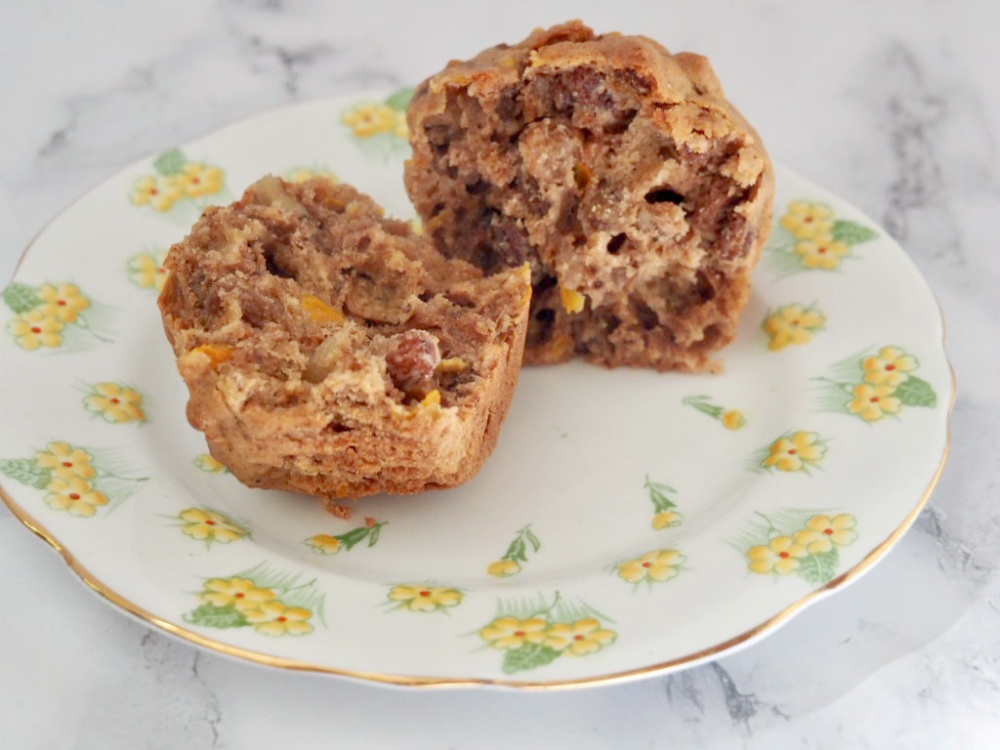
405;20;774;371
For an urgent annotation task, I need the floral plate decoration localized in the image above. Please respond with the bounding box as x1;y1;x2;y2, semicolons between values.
0;92;952;688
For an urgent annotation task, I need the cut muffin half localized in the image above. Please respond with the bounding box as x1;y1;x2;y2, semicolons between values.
405;20;774;371
159;175;531;516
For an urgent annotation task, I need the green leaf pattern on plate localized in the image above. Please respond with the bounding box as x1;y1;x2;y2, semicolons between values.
0;458;52;490
831;219;879;245
3;282;42;314
644;475;684;530
487;524;541;577
681;395;747;430
305;518;387;555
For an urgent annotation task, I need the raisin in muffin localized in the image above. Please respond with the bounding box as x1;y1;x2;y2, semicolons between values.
405;20;774;371
158;176;531;516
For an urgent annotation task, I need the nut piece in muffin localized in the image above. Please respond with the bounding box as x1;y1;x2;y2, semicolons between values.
158;175;531;516
405;20;774;372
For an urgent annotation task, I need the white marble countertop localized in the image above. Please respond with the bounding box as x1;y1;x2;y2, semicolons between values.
1;1;997;747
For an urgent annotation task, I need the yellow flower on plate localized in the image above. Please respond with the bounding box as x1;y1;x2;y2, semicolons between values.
342;102;397;138
194;453;229;473
388;585;463;612
305;533;342;555
479;616;549;649
544;618;617;656
129;175;161;207
762;431;826;473
182;162;224;198
780;201;834;239
722;410;747;430
243;600;314;636
200;577;276;611
794;514;858;554
286;167;338;184
127;251;169;291
793;237;851;270
862;346;918;386
36;283;91;323
7;309;64;350
651;510;682;530
83;382;146;423
747;535;808;575
487;559;521;577
848;383;902;422
44;476;108;517
160;174;190;204
763;304;825;351
178;508;247;543
130;175;186;212
34;442;96;481
617;549;685;584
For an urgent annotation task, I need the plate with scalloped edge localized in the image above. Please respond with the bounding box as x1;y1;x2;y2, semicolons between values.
0;90;953;688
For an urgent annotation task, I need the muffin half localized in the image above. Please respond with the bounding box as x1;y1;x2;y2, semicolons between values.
159;176;531;516
405;20;774;371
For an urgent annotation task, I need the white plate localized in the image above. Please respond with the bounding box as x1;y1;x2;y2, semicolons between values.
0;90;953;687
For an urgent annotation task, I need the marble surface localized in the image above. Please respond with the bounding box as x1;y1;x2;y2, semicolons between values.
1;1;997;747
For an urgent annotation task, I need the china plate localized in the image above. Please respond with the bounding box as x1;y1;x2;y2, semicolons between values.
0;90;952;688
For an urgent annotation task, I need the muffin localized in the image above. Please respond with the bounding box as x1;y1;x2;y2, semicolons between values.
405;20;774;371
158;175;531;516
